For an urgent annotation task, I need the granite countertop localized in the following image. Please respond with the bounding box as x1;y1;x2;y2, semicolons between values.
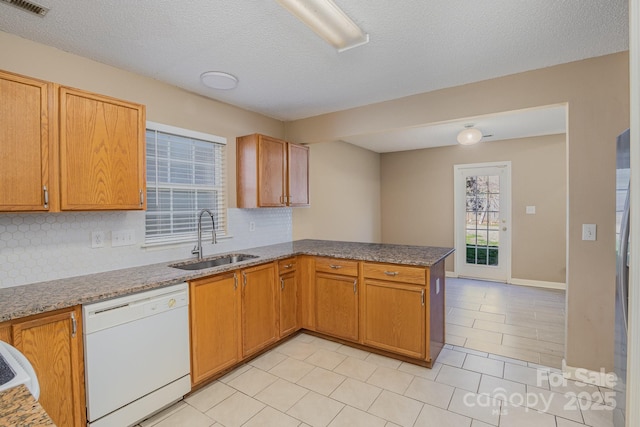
0;239;453;322
0;385;55;426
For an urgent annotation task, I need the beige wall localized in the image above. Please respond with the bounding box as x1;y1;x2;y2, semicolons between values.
286;52;630;372
381;134;567;284
292;141;381;242
0;31;284;208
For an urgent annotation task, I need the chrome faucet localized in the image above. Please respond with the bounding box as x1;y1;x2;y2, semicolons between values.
192;209;216;260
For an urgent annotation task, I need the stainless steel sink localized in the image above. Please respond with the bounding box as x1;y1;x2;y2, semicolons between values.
169;254;258;270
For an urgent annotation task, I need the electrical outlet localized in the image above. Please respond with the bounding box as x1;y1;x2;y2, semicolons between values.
91;231;105;248
582;224;597;241
249;221;256;232
526;206;536;214
112;229;136;247
436;278;440;294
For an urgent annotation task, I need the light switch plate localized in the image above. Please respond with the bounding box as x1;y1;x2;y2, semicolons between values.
582;224;597;241
526;206;536;214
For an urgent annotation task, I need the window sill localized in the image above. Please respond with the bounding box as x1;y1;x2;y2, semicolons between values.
141;234;233;251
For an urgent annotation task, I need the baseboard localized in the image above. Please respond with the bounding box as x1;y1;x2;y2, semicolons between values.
446;272;566;291
562;359;618;388
509;278;566;290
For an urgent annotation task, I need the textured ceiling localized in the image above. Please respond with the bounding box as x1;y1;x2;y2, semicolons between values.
0;0;628;124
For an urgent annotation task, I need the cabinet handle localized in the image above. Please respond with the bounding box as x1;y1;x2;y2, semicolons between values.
139;190;145;206
353;279;357;294
384;271;399;276
281;278;285;290
421;289;425;306
329;265;342;269
43;185;49;208
283;264;293;269
71;312;77;338
234;273;238;290
242;272;247;290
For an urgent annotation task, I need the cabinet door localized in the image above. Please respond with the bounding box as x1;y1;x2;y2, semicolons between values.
242;264;278;357
0;323;11;344
0;71;52;212
59;87;146;210
279;271;298;337
287;143;309;206
315;272;358;341
190;273;240;386
363;280;426;359
258;135;287;207
12;307;85;427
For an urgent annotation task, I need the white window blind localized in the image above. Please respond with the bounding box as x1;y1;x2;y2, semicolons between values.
145;122;227;245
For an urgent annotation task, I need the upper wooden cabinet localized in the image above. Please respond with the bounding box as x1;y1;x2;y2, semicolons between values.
0;71;53;212
0;69;146;212
59;87;146;210
236;133;309;208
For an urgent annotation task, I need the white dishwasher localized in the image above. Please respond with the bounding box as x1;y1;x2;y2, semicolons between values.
83;283;191;427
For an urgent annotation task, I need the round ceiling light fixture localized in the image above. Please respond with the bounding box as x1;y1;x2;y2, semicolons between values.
200;71;239;90
456;124;483;145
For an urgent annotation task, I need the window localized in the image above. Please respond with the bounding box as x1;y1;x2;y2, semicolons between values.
145;122;227;245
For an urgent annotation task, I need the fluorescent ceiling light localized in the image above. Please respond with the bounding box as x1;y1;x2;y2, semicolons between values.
276;0;369;52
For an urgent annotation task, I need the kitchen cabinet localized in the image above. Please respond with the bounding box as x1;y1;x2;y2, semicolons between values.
59;86;146;210
0;323;11;344
278;258;299;337
314;258;359;341
0;69;146;212
10;306;86;427
241;263;278;357
236;133;309;208
362;263;427;359
189;272;241;387
0;70;53;212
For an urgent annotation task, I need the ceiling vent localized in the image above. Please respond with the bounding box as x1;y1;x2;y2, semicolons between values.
1;0;49;16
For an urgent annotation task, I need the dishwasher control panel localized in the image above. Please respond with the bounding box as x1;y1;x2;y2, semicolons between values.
83;282;188;335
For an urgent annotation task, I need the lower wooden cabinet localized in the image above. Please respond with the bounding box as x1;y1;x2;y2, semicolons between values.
8;306;86;427
189;272;241;387
278;258;298;337
241;263;278;357
315;271;359;341
362;279;426;358
362;262;428;359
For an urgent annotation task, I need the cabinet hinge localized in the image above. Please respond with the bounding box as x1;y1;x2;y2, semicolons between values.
71;312;77;337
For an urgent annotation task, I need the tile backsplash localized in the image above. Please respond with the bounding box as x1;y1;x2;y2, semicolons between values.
0;208;292;288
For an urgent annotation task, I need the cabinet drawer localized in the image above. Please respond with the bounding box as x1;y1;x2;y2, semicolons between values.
315;258;358;276
278;258;297;273
363;263;426;285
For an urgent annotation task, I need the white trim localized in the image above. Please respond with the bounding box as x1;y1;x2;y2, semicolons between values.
627;0;640;425
146;121;227;145
562;359;618;388
446;270;457;278
509;278;566;291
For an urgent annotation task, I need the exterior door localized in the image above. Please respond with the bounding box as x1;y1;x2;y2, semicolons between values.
454;162;511;282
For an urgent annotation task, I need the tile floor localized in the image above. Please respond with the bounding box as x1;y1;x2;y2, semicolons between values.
444;278;566;369
138;278;622;427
